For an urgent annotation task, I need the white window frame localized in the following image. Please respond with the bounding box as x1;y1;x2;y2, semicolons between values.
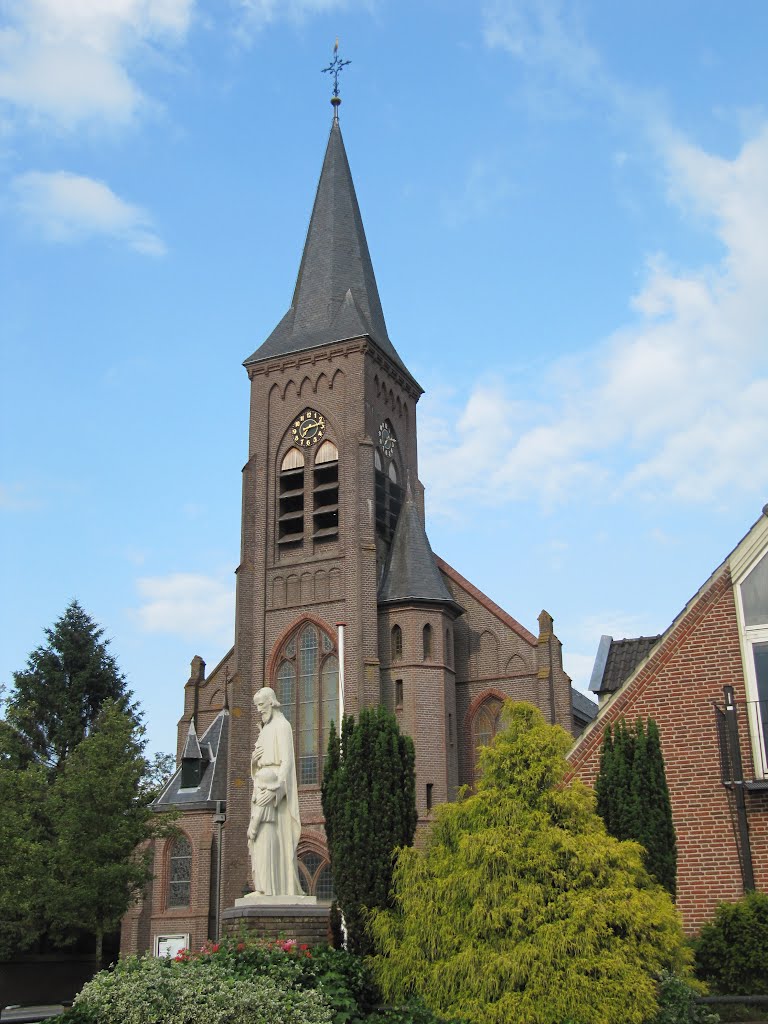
735;548;768;779
155;933;189;958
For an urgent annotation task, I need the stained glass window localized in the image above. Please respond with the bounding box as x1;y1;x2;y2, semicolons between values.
168;835;192;908
472;697;503;776
272;622;338;786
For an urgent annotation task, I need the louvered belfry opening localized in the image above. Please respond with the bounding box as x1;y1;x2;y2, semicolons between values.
313;440;339;542
375;449;403;542
279;448;305;548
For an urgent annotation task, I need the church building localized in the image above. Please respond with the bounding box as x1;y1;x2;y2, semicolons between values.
121;96;595;958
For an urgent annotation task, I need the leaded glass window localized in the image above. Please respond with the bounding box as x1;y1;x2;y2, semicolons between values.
168;835;192;908
472;697;503;776
272;622;338;786
298;851;334;901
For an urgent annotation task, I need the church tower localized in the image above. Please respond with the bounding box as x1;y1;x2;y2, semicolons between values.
223;102;432;910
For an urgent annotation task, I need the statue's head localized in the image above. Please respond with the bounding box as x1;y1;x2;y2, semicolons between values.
254;686;280;723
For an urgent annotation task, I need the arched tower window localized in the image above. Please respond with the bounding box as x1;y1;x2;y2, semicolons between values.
472;696;504;775
422;623;432;660
391;624;403;662
278;412;341;552
168;834;192;908
278;448;305;549
273;622;338;786
313;440;339;542
374;426;403;542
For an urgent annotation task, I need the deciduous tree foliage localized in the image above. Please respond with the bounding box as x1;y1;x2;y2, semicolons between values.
596;718;677;896
321;707;417;955
368;703;690;1024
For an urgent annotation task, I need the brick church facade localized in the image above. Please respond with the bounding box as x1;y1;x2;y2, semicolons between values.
121;106;595;957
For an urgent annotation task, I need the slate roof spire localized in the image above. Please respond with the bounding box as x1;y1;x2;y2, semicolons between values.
379;481;463;613
244;111;417;387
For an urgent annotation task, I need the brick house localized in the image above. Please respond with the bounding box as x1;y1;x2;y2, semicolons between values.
568;505;768;933
121;105;595;956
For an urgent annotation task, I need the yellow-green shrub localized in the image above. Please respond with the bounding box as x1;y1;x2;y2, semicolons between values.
369;703;691;1024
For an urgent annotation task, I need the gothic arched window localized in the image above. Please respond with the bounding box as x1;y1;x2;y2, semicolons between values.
273;622;338;786
423;623;432;660
472;696;504;776
298;851;334;901
168;834;192;908
391;624;403;662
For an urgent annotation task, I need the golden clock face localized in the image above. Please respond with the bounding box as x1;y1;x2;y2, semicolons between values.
291;409;326;447
378;421;396;458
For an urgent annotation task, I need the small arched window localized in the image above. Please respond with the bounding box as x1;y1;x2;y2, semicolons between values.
422;623;432;660
391;624;403;662
168;835;192;908
273;622;338;786
472;697;504;775
298;851;334;901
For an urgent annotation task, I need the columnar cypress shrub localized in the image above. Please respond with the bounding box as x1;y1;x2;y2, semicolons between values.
368;702;690;1024
321;706;417;955
596;717;677;896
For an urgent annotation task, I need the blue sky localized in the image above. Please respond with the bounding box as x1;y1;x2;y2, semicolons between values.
1;1;767;755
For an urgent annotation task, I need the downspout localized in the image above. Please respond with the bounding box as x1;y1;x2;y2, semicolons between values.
724;685;755;891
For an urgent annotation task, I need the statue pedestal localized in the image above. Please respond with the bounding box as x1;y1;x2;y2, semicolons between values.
221;895;331;947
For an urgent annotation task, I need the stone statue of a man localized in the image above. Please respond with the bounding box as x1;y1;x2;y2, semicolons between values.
247;687;304;897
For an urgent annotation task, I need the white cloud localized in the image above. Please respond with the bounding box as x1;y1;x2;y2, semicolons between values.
483;0;599;86
0;0;194;128
135;572;234;646
235;0;359;41
421;124;768;514
12;170;166;254
440;158;514;227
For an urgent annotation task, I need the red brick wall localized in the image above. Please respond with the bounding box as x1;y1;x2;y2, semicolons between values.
568;567;766;933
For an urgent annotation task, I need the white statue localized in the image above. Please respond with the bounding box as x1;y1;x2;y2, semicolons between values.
247;687;304;897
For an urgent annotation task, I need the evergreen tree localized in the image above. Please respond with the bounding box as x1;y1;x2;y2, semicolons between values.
0;761;48;958
368;702;690;1024
46;701;165;962
595;716;677;896
6;600;135;773
321;706;417;955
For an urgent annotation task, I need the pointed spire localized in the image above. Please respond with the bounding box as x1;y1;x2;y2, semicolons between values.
379;482;462;611
245;117;418;388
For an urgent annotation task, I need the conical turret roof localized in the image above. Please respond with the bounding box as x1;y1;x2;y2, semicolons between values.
379;484;463;612
245;116;417;387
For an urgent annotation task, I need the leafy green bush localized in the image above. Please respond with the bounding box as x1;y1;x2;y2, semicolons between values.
646;971;719;1024
62;951;332;1024
696;890;768;995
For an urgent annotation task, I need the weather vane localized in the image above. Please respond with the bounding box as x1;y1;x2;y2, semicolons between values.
322;39;351;109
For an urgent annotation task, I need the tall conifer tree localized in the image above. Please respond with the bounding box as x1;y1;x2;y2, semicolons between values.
6;600;135;772
321;706;417;954
595;716;677;896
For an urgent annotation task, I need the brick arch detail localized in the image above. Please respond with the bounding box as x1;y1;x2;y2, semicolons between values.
298;830;329;860
265;615;339;683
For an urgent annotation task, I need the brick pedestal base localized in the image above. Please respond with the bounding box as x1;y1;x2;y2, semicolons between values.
221;903;331;946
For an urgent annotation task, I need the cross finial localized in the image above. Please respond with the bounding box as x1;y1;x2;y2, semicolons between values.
322;40;351;116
